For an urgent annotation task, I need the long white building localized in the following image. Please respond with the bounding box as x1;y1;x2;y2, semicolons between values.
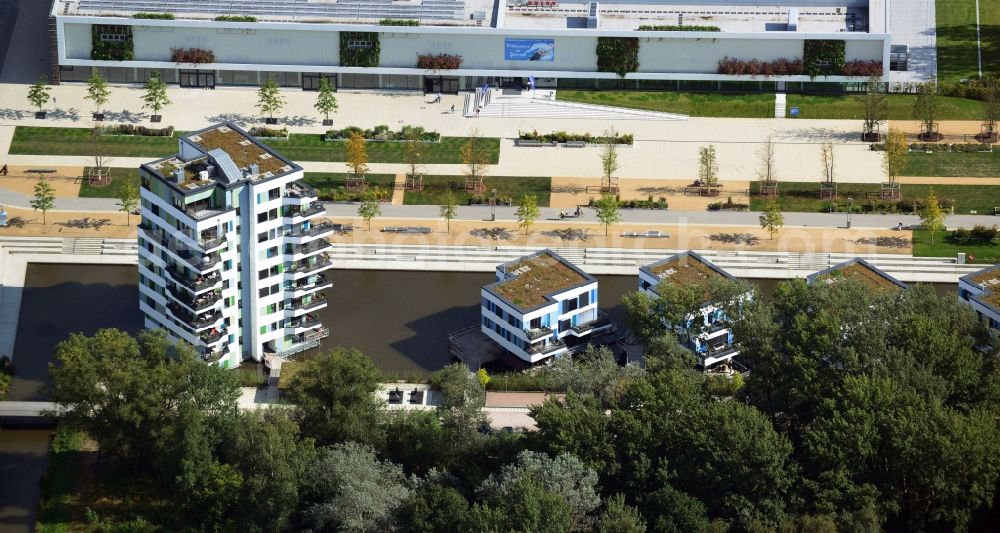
48;0;906;91
138;122;333;368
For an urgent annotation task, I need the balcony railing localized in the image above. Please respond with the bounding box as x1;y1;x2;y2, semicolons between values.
180;250;221;272
273;327;329;359
166;264;221;292
287;295;327;312
286;180;317;199
200;328;226;345
529;339;566;355
184;202;228;221
203;346;229;363
286;222;336;239
287;239;332;256
168;285;221;312
289;254;332;274
167;303;222;329
571;312;614;335
287;202;324;219
289;274;330;292
290;314;322;329
525;326;553;341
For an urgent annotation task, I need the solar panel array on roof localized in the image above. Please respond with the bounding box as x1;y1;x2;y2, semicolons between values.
208;148;244;184
78;0;467;21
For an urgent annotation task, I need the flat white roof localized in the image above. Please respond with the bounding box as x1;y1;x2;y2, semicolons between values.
503;2;869;33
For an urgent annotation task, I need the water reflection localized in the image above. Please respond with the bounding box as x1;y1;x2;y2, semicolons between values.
0;430;51;533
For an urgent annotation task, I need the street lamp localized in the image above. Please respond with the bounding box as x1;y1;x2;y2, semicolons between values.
846;197;853;229
491;189;497;222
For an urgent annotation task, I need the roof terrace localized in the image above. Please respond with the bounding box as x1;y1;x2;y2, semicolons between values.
808;259;906;291
643;251;731;289
491;250;591;311
967;265;1000;310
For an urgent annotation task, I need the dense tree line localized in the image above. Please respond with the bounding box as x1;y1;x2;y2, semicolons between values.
50;277;1000;531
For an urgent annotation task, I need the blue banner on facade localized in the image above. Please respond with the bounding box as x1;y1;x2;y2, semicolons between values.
504;39;555;62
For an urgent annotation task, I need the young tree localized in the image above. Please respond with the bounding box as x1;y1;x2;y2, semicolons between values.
913;78;939;140
759;199;784;240
883;127;907;186
820;142;835;185
141;72;171;121
919;188;946;244
117;177;139;226
757;135;778;188
430;363;488;447
26;75;51;115
597;494;647;533
358;189;381;231
698;145;719;188
594;193;622;236
313;77;338;124
983;78;1000;140
405;130;424;178
439;189;457;233
600;128;619;192
346;131;369;178
255;76;285;122
515;193;539;235
30;177;56;225
461;128;490;187
862;75;888;141
85;68;110;118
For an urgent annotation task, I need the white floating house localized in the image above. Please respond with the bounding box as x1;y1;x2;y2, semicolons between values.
639;251;743;373
481;250;613;365
958;264;1000;330
806;258;907;290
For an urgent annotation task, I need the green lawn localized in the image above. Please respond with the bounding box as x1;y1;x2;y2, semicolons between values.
403;175;551;206
556;91;775;118
35;429;85;533
10;127;501;165
748;181;1000;215
912;229;1000;262
78;167;139;198
936;0;1000;84
903;151;1000;177
303;172;395;201
786;94;986;120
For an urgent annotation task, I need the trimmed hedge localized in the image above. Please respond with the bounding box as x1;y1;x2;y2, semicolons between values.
340;32;380;68
215;15;257;22
171;47;215;64
96;124;174;137
416;54;463;71
91;25;134;61
379;19;420;26
596;37;639;78
803;40;846;77
248;126;289;138
842;59;883;77
718;57;802;76
518;130;634;145
951;225;999;244
707;199;750;211
871;143;993;153
324;125;440;142
132;13;174;20
941;76;1000;101
637;25;720;31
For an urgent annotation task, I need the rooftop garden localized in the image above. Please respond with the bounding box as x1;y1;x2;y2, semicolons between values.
493;253;588;309
815;262;902;291
649;255;723;287
191;126;291;177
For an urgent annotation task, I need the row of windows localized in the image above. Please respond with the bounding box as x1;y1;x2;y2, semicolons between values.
483;317;531;351
256;188;282;204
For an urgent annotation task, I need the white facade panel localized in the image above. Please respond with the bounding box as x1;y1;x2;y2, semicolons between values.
133;26;339;65
638;38;805;74
64;23;91;60
845;39;884;61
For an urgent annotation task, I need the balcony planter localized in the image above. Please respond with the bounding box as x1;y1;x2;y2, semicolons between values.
416;53;463;71
92;113;105;121
35;111;46;119
150;114;162;123
718;57;803;76
170;47;215;65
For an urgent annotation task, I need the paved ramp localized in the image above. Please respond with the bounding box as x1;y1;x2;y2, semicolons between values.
467;92;688;121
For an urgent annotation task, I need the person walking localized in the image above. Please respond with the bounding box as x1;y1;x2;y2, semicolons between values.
0;164;7;176
450;104;455;114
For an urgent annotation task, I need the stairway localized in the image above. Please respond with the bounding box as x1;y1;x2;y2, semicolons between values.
551;247;586;264
62;238;104;254
774;93;787;118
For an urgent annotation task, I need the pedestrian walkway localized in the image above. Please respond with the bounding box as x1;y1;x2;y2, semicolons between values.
469;90;688;121
390;173;406;205
774;93;787;118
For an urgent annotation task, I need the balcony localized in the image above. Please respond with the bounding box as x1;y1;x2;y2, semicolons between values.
289;254;332;275
203;346;229;363
272;326;329;359
286;202;324;219
200;327;226;345
286;221;336;239
525;326;553;341
289;274;330;292
182;199;229;221
285;180;317;200
167;302;222;329
180;250;221;273
570;312;614;336
286;295;327;312
290;313;322;329
528;339;566;356
198;229;224;250
286;239;332;257
168;285;222;312
166;264;221;292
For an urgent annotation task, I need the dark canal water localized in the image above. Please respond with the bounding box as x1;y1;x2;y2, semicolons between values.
0;264;959;532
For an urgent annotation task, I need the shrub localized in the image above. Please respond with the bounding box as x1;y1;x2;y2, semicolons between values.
341;32;380;68
379;19;420;26
718;57;802;76
214;15;257;22
170;47;215;64
637;25;720;31
803;40;846;77
842;60;883;77
324;125;440;142
248;126;289;138
707;199;750;211
517;130;632;145
940;76;1000;101
91;25;134;61
596;37;640;77
96;124;174;137
132;12;174;19
952;225;999;244
416;53;463;71
872;143;992;153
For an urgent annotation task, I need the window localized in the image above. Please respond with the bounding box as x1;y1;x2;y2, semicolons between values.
258;231;267;243
269;188;281;201
259;269;269;280
530;317;541;329
578;292;590;307
563;298;578;313
559;319;571;332
257;212;268;223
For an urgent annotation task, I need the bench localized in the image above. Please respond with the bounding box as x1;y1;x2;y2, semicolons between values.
25;169;57;174
621;230;670;238
514;139;557;147
381;226;432;234
330;223;354;232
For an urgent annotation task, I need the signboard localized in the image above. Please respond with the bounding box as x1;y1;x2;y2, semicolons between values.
504;38;555;62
